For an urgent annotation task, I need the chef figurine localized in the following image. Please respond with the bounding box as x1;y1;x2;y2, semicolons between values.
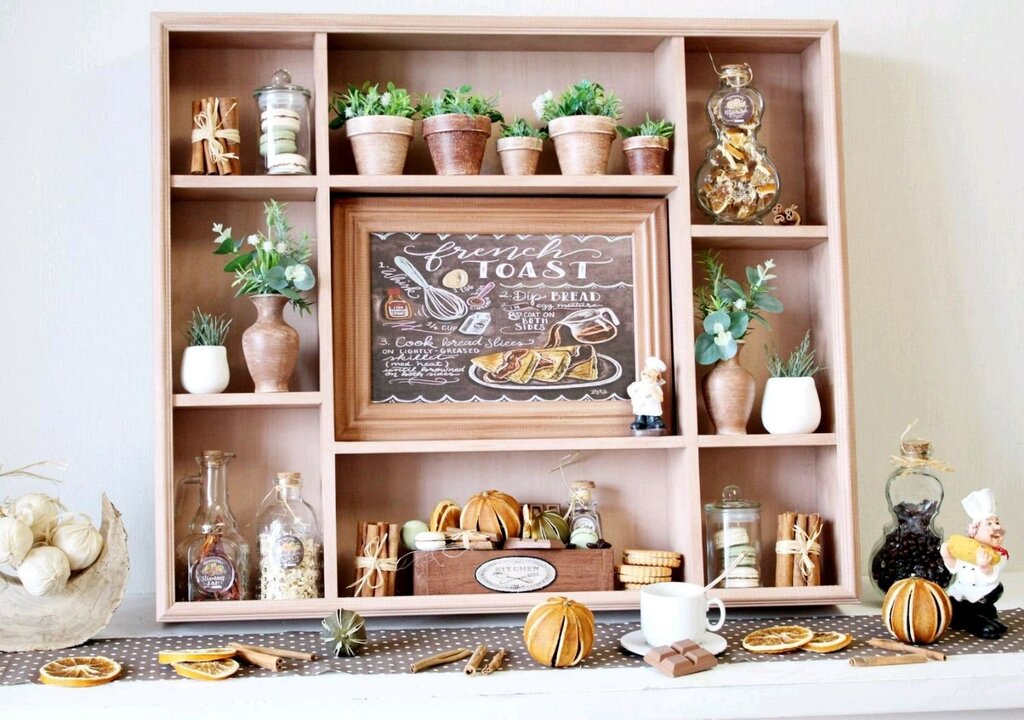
940;488;1008;639
627;357;668;435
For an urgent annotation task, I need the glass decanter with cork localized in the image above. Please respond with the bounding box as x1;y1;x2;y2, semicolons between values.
255;472;323;600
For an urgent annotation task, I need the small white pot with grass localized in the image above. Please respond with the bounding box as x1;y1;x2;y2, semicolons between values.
761;330;822;434
180;308;232;394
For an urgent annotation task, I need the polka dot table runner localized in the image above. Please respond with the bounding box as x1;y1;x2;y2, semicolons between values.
2;608;1021;685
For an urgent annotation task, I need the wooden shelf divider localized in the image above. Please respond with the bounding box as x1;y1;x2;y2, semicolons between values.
333;435;687;456
697;432;837;448
172;392;322;409
327;174;680;197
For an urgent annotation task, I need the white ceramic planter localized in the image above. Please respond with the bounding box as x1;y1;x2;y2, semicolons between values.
761;376;821;434
180;345;230;394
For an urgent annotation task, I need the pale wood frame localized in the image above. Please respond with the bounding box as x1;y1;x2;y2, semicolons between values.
332;197;672;441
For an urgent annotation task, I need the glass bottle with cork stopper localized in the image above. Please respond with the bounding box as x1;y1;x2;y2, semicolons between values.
567;480;603;547
253;69;312;175
256;472;323;600
870;433;953;592
174;450;250;601
704;485;762;588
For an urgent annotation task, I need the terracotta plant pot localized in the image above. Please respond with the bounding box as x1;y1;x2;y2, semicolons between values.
346;115;414;175
421;114;492;175
242;294;299;393
497;136;543;176
702;355;755;434
548;115;616;175
623;135;670;175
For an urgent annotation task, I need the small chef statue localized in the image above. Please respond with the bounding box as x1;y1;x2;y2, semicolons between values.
627;356;668;435
940;488;1008;639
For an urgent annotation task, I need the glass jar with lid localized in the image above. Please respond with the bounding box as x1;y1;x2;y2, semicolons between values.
704;485;762;588
567;480;603;547
253;68;312;175
256;472;323;600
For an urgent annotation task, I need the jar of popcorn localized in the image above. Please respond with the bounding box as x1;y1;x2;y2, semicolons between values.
253;69;312;175
256;472;323;600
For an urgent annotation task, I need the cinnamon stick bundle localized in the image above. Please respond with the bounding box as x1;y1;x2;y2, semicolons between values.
190;99;205;174
218;96;241;175
775;511;796;587
807;513;822;586
190;96;240;175
792;513;809;587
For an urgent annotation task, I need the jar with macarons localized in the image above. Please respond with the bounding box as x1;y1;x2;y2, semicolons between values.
704;485;762;588
254;69;312;175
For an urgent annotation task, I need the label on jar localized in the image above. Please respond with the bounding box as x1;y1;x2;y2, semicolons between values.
719;92;754;126
193;555;235;595
273;534;305;569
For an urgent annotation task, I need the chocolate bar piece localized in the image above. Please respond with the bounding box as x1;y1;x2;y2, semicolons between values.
644;638;718;678
643;646;676;665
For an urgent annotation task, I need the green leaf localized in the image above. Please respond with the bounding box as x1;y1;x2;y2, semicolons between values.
329;114;345;130
213;237;235;255
703;310;731;335
266;265;289;291
756;294;784;313
695;333;719;365
293;264;316;291
717;337;738;360
223;251;254;272
746;266;760;287
729;312;749;339
722;279;745;298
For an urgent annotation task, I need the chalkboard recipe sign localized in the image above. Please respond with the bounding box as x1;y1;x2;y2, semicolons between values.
333;197;671;441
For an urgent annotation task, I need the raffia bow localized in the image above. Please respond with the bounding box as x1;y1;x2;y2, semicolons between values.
446;528;495;549
191;99;240;172
774;523;822;583
346;534;398;596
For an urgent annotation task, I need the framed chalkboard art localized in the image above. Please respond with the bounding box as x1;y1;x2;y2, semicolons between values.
332;197;672;440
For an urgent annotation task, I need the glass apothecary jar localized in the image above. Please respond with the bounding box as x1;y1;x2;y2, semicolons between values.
174;450;251;601
704;485;762;588
695;63;780;224
869;439;952;593
253;68;312;175
256;472;323;600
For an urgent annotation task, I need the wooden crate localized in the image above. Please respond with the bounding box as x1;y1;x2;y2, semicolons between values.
413;549;615;596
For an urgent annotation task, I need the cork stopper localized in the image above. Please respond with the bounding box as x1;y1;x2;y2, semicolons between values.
900;439;932;460
719;63;753;87
276;471;302;487
198;450;235;466
571;480;596;490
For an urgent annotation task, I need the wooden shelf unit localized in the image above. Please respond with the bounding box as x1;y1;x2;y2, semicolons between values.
153;14;856;622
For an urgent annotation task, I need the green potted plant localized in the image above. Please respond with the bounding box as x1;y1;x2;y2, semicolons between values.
212;200;315;393
496;117;547;176
180;309;232;395
328;82;417;175
694;250;782;434
417;86;503;175
617;114;674;176
535;80;622;175
762;330;822;434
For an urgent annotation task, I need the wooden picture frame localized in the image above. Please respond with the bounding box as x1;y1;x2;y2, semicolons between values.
333;197;672;441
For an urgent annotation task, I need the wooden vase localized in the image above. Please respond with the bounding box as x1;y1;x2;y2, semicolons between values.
702;354;755;434
548;115;616;175
346;115;414;175
497;136;543;175
623;135;669;175
422;114;492;175
242;294;299;393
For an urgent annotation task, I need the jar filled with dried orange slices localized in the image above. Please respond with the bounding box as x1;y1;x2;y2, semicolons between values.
695;63;780;224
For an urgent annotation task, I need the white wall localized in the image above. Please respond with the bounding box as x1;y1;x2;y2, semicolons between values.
1;0;1021;598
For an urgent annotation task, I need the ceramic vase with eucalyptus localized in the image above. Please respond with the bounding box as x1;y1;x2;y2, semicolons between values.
702;354;756;434
242;295;299;393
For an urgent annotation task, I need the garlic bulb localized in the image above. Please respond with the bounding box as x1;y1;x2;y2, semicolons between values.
17;546;71;596
0;516;33;567
12;493;63;542
49;513;104;570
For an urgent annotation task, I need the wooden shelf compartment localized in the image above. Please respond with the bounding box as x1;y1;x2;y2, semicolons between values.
334;435;686;455
170;175;319;201
692;244;839;436
691;224;829;251
170;198;320;394
173;392;322;409
327;174;681;197
326;37;686;177
698;433;836;448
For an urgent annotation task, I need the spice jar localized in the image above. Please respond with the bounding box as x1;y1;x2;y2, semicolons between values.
695;63;780;224
256;472;323;600
869;438;952;593
174;450;250;601
567;480;603;547
704;485;761;588
253;69;312;175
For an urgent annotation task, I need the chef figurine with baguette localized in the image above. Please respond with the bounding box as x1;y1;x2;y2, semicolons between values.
628;357;668;435
940;488;1008;639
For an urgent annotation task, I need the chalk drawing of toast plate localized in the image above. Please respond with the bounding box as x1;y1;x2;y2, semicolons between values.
468;354;622;391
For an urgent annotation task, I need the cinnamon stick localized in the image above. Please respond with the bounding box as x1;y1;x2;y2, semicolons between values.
354;521;368;596
481;648;506;675
190;99;205;174
202;97;217;174
374;522;387;597
849;654;927;667
792;513;808;587
808;513;823;586
776;511;796;587
410;647;471;673
464;643;488;675
218;96;240;175
362;523;379;598
227;642;284;671
867;639;946;661
386;522;399;597
232;642;317;662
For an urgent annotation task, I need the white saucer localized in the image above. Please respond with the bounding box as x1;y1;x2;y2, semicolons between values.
619;629;727;657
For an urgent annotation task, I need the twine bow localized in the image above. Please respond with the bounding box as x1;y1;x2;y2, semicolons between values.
446;528;493;549
346;533;398;596
775;523;822;582
889;420;954;476
191;99;240;172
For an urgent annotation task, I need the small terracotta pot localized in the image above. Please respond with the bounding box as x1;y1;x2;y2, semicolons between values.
422;114;492;175
497;136;543;176
623;135;670;175
346;115;414;175
242;294;299;393
702;354;756;434
548;115;616;175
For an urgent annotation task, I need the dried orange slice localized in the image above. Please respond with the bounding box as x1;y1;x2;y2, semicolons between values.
171;658;239;681
158;647;236;664
39;656;122;688
802;631;853;653
742;625;814;654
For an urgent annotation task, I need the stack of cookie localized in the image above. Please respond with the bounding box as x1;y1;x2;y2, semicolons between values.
260;108;308;174
713;527;760;588
617;549;682;589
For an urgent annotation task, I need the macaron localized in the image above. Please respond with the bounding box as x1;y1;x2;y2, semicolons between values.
401;520;429;550
570;528;600;547
720;543;758;567
724;566;760;588
259;138;298;157
414;531;446;551
266;152;309;174
713;526;750;550
261;109;302;134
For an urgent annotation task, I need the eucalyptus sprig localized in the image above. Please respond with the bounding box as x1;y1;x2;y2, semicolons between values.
694;250;783;365
500;117;548;139
617;113;675;139
212;200;316;314
186;308;232;347
765;330;821;378
534;80;623;122
328;81;416;130
417;85;504;122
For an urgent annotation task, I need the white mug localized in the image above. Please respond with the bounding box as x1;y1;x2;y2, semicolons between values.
640;582;726;647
